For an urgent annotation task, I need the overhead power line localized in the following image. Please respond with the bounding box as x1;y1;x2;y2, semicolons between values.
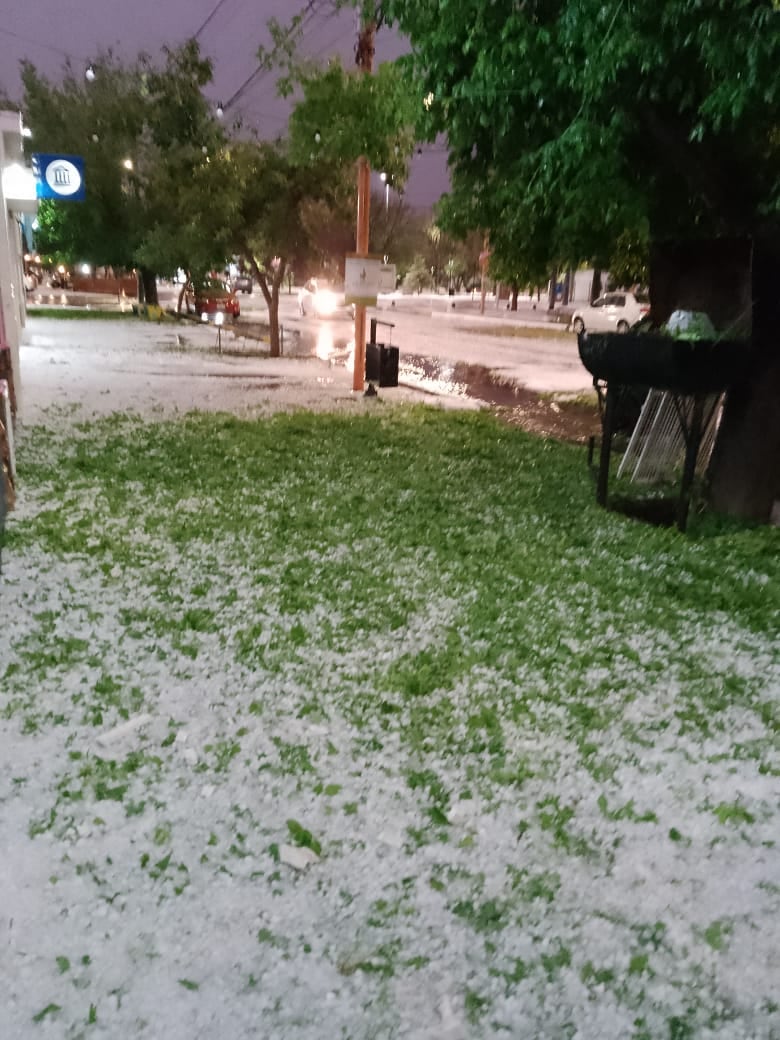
193;0;234;42
0;25;87;64
218;0;329;114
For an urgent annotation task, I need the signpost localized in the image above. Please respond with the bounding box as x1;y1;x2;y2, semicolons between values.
31;154;86;201
351;20;376;392
345;255;382;307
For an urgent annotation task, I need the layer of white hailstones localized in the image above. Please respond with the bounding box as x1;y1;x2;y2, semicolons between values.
4;534;778;1040
16;317;480;427
2;320;779;1039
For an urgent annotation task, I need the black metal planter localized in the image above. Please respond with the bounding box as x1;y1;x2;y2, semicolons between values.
578;331;751;532
578;331;751;394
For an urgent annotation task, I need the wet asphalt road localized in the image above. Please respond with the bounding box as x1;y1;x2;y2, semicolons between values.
27;286;594;403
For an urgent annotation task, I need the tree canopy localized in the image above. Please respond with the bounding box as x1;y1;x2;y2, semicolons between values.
21;41;229;295
369;0;779;267
287;58;416;188
357;0;780;518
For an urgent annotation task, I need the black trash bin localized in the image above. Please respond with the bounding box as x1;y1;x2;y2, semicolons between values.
365;342;399;387
366;318;399;388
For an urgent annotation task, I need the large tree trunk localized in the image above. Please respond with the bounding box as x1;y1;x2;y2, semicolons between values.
590;269;602;303
649;236;780;523
255;260;286;358
268;285;281;358
561;268;573;306
547;266;557;311
708;236;780;520
137;267;159;307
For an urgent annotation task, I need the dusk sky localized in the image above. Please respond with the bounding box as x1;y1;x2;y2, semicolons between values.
0;0;449;208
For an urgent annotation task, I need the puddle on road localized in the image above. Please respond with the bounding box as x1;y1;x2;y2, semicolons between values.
285;338;538;408
399;355;537;407
291;326;352;360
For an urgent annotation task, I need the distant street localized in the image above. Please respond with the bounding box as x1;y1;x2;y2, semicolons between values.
234;288;593;396
26;285;595;400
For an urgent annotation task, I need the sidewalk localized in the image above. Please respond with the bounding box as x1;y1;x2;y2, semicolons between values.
374;290;572;330
16;315;479;428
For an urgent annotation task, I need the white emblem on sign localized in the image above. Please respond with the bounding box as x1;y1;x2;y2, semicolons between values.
45;160;82;196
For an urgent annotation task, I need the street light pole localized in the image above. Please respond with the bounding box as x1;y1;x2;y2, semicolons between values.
352;19;375;393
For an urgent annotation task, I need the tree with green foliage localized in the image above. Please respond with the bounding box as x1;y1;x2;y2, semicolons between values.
607;228;650;293
246;28;422;351
402;255;433;294
217;139;346;356
260;17;419;263
22;56;143;276
299;193;355;280
339;0;780;520
21;41;227;305
487;255;527;313
287;58;416;189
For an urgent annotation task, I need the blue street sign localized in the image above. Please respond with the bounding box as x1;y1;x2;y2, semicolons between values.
31;154;86;201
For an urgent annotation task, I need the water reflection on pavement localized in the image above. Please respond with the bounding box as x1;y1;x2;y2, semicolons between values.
398;355;535;406
291;323;555;408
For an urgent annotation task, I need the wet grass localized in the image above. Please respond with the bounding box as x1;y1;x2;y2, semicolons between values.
26;308;139;320
459;322;573;340
3;405;779;1038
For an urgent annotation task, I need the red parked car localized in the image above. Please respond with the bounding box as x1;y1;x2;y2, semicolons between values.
185;278;240;321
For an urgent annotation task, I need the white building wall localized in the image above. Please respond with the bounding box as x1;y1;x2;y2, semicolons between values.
0;109;37;414
572;269;595;303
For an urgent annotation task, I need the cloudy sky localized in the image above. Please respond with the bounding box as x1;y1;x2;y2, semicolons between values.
0;0;448;208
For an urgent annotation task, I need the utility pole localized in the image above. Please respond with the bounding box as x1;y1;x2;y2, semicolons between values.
352;18;375;392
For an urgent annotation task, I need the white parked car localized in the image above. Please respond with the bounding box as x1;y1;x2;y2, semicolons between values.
231;274;253;294
571;291;649;334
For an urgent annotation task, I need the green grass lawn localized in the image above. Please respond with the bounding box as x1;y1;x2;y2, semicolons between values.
460;323;573;340
2;406;778;1039
25;307;140;320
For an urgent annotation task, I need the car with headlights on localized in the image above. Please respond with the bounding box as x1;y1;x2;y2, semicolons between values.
297;278;352;319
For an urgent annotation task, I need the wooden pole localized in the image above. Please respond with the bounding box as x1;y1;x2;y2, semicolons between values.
352;21;375;392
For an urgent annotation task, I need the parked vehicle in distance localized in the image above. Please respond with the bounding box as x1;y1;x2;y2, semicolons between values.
185;278;240;321
571;291;649;334
49;268;72;290
232;274;253;294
